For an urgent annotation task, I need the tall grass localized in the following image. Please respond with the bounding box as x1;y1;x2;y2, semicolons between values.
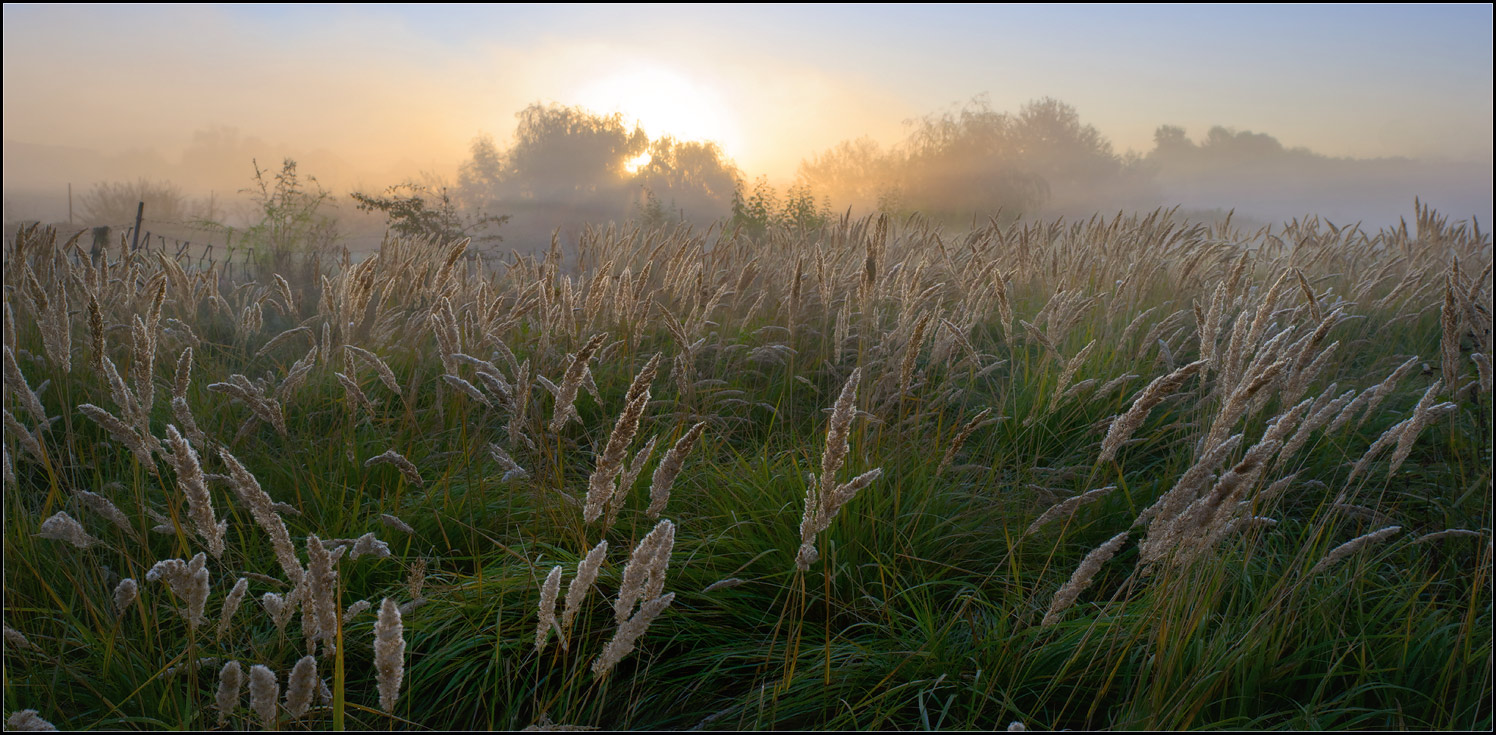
2;203;1490;729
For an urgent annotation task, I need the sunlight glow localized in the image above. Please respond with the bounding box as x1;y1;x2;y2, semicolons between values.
624;151;652;174
571;63;743;160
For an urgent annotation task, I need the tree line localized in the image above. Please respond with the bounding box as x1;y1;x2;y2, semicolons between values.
71;95;1426;247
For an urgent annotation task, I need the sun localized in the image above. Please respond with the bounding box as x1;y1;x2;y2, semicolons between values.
571;63;742;162
623;151;653;174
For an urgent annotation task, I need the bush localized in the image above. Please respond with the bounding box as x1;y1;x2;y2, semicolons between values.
351;181;508;249
79;178;191;226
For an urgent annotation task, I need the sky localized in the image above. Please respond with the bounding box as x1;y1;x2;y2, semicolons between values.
3;3;1492;202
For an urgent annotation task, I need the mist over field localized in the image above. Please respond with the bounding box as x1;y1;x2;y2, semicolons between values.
2;6;1492;732
3;4;1492;249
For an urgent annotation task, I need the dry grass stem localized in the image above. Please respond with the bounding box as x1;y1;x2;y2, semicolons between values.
647;422;707;518
535;565;563;652
164;425;226;557
938;407;996;475
1308;526;1403;576
1024;486;1118;537
1098;360;1208;464
366;449;424;487
1042;531;1129;626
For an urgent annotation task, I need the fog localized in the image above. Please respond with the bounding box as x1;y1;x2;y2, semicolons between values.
4;5;1491;249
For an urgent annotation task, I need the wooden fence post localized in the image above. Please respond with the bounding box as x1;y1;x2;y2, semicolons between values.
130;201;144;251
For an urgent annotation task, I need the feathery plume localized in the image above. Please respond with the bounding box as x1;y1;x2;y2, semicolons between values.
164;425;226;557
261;591;298;634
535;565;563;652
4;625;38;652
1308;526;1402;576
344;345;401;396
380;514;414;535
78;401;158;469
343;599;372;624
797;368;879;571
615;519;676;624
608;435;658;526
591;592;675;678
216;661;244;726
821;367;861;497
1355;356;1420;428
347;532;391;560
4;346;47;424
305;535;342;654
407;558;427;600
561;540;608;638
1046;339;1096;414
366;449;424;487
584;356;658;523
5;710;57;731
1441;277;1463;390
549;333;608;432
284;655;317;720
1098;360;1207;464
87;295;105;374
938;408;996;475
147;552;210;630
255;327;314;359
647;422;707;518
37;511;100;549
487;443;528;480
217;577;250;640
1024;486;1118;537
898;312;933;397
249;664;278;729
1413;529;1483;544
335;372;375;416
442;374;492;408
4;408;44;461
1386;381;1457;476
220;448;302;583
702;578;745;593
113;578;138;616
207;374;286;436
1042;531;1129;626
374;598;405;713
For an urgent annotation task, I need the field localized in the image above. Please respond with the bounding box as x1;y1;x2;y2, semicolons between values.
2;205;1491;730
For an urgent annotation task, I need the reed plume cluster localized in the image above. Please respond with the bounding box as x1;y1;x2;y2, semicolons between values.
797;368;882;571
1;198;1488;731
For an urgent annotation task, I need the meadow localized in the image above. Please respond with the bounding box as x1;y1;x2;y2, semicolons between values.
2;203;1491;730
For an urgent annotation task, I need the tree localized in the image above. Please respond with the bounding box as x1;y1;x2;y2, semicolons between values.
351;181;508;246
456;103;744;236
1200;126;1288;161
1009;97;1120;190
503;103;647;204
633;137;740;222
1153;125;1194;156
456;134;506;214
896;97;1049;219
796;137;897;214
